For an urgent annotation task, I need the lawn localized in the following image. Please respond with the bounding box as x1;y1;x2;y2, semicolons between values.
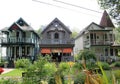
0;69;23;77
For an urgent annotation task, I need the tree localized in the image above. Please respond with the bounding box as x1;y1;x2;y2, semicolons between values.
77;50;97;69
71;29;78;38
77;50;96;61
98;0;120;25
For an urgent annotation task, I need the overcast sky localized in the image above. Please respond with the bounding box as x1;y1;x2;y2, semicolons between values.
0;0;103;32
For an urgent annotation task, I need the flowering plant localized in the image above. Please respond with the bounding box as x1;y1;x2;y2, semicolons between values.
0;67;4;74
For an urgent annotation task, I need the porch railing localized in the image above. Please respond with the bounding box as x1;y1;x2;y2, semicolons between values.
84;39;113;46
40;39;74;44
1;38;35;44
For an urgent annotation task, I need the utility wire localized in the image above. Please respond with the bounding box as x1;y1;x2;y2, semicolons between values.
32;0;101;17
53;0;102;13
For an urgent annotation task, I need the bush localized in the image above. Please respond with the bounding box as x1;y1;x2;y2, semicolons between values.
114;70;120;80
59;62;70;73
15;58;31;69
0;78;19;84
73;62;83;71
101;62;110;70
114;62;120;67
74;72;85;84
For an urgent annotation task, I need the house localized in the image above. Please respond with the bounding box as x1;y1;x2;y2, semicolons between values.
40;18;74;62
74;11;120;62
0;18;40;67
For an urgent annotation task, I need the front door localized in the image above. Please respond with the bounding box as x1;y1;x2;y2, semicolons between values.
52;53;61;62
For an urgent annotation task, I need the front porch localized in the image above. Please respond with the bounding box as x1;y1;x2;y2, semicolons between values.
90;47;120;62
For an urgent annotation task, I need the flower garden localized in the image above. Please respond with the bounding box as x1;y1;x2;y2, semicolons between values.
0;50;120;84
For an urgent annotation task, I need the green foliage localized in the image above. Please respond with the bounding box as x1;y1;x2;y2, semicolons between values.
74;72;85;84
97;62;109;84
114;70;120;80
73;62;83;71
23;55;57;83
114;28;120;44
114;61;120;67
15;58;31;70
98;0;120;25
77;50;96;61
0;78;19;84
71;29;78;38
100;62;111;70
77;50;97;70
59;62;70;73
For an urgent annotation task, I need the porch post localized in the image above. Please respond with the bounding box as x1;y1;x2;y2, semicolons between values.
11;47;12;58
25;46;27;56
19;47;22;58
14;47;16;60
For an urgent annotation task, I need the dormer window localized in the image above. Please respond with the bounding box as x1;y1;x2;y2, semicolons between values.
17;20;24;26
55;24;58;27
54;33;59;39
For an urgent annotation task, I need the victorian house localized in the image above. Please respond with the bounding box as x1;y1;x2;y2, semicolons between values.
40;18;74;62
74;11;120;62
0;18;40;67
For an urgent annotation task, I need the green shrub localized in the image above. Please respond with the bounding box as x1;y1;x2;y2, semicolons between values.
15;58;31;69
73;62;83;71
114;61;120;67
0;78;19;84
114;70;120;80
59;62;70;73
74;72;85;84
101;62;110;70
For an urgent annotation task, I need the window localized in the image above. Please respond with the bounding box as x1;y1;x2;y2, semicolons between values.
47;33;51;39
105;34;107;39
105;48;108;56
115;49;118;56
54;33;59;39
87;36;89;39
110;48;113;56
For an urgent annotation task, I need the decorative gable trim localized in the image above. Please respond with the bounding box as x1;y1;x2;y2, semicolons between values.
41;18;72;34
8;22;23;31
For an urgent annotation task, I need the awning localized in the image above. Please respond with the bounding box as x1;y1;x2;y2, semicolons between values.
63;48;72;53
41;48;51;54
52;49;62;53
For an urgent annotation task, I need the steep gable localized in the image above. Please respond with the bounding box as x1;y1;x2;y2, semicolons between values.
100;10;114;28
41;18;72;34
8;22;23;31
16;18;29;26
76;22;104;39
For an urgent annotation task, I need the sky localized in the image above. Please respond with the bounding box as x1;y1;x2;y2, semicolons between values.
0;0;103;32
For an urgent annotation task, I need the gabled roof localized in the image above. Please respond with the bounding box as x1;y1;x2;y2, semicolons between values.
1;18;40;38
41;18;72;34
16;17;29;26
8;22;24;31
75;22;104;39
100;10;114;27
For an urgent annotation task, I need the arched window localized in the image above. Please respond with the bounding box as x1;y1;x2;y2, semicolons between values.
54;33;59;39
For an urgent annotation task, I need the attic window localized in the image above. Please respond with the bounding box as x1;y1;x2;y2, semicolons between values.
55;24;58;27
18;20;24;26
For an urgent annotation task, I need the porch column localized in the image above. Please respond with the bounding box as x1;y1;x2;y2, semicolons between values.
89;33;91;45
30;47;32;56
25;46;27;56
14;47;16;60
10;47;12;58
19;47;22;58
32;47;34;56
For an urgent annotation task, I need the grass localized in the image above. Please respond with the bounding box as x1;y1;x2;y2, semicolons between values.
0;69;23;77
